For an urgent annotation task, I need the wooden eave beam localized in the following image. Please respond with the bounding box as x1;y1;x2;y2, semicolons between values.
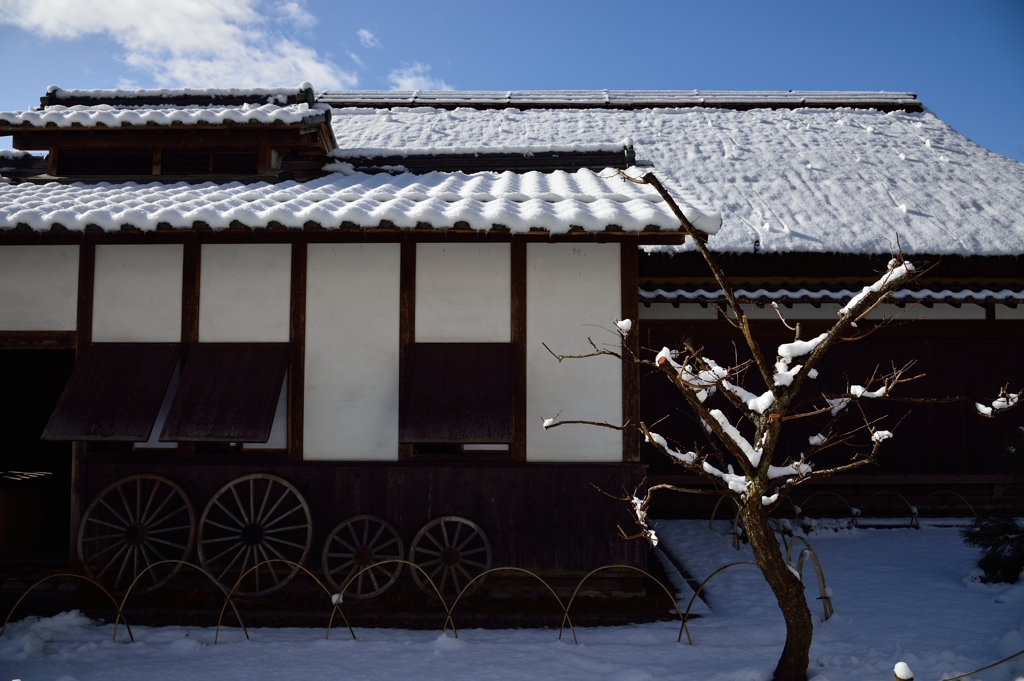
0;224;687;246
11;125;329;152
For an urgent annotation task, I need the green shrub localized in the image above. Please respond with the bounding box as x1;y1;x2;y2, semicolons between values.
961;516;1024;583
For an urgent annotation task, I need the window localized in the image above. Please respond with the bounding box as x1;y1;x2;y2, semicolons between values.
400;343;513;453
57;150;153;176
42;343;289;448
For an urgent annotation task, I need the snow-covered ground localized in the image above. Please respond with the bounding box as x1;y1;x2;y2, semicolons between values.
2;521;1023;681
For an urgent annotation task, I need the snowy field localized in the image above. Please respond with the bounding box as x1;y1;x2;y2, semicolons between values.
2;520;1023;681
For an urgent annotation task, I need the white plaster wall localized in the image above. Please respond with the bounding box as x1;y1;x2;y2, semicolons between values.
415;243;511;342
199;244;291;342
0;245;79;330
304;244;400;460
527;244;621;462
93;245;183;342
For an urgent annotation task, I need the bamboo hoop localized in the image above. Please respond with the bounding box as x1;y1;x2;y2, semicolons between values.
114;559;248;642
786;536;834;620
681;562;760;644
1;574;133;642
214;559;354;643
917;490;977;518
859;491;919;528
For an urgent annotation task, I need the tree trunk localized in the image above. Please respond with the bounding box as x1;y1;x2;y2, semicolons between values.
741;498;814;681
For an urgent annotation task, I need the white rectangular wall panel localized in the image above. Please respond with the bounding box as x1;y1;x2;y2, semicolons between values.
415;243;511;342
0;245;79;331
526;244;621;462
199;244;291;342
304;244;401;460
92;245;183;342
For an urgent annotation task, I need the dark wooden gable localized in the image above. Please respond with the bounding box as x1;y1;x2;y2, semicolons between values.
160;343;289;442
400;343;513;444
42;343;179;441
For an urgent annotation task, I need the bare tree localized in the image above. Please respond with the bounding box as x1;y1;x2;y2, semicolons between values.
542;172;1021;681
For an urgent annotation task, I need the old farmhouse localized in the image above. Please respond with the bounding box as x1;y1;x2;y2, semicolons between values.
0;86;1022;597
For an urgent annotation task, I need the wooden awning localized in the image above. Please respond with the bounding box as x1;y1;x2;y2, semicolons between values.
42;343;179;441
400;343;513;444
159;343;289;442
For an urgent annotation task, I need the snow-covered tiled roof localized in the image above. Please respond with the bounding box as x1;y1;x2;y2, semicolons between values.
324;100;1024;256
0;103;324;129
0;168;720;234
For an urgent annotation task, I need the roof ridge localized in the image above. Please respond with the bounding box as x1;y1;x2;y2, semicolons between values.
316;90;921;112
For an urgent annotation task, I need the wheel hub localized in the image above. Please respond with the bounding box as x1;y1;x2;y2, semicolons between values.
441;547;461;567
353;546;374;566
124;523;147;544
240;524;264;546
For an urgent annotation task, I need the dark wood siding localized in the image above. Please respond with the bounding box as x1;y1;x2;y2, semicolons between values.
160;343;289;442
78;458;648;573
42;343;179;441
639;319;1024;477
401;343;514;443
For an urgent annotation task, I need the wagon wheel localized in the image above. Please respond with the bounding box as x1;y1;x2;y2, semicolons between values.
78;474;195;594
409;516;492;599
198;474;312;597
322;515;404;599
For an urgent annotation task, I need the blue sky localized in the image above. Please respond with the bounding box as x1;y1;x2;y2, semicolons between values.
1;0;1022;160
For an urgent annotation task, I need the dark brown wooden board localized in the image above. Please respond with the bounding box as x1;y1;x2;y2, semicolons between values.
638;320;1024;477
401;343;514;444
0;331;77;350
621;242;640;462
510;242;527;462
78;458;648;574
398;242;416;461
160;343;289;442
42;343;179;441
288;243;307;460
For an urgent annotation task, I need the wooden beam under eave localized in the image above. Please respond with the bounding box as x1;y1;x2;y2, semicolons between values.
1;225;689;246
288;243;307;461
621;243;640;463
69;243;95;567
510;242;527;462
397;242;416;461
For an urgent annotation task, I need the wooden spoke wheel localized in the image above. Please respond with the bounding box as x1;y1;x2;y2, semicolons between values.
321;515;404;599
78;474;196;594
409;516;492;599
198;474;312;597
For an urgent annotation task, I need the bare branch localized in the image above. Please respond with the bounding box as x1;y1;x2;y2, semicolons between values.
542;418;632;431
620;170;776;389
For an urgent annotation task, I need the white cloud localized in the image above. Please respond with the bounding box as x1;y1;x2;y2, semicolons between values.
357;28;379;48
0;0;357;89
388;63;452;91
346;51;365;68
278;2;317;30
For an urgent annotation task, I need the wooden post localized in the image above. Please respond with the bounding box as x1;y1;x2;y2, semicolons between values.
398;241;416;461
288;242;307;461
510;241;527;462
69;243;95;566
620;242;640;462
178;242;200;459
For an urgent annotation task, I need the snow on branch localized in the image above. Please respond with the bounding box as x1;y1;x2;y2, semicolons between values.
839;260;916;318
709;409;762;467
723;381;776;414
777;333;828;365
644;431;697;465
975;388;1021;417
